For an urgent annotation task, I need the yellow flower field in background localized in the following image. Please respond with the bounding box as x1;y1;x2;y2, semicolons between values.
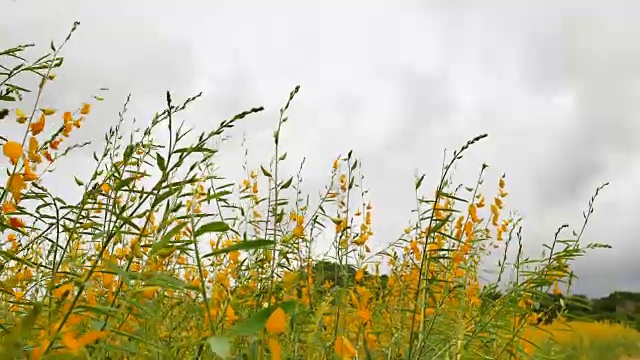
0;23;638;360
523;320;640;360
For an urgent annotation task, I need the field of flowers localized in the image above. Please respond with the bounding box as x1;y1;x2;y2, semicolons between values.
1;24;638;360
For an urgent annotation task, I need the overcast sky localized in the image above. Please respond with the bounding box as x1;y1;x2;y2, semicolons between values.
2;0;639;297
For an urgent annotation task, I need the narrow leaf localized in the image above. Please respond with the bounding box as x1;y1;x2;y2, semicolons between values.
194;221;230;238
260;165;272;178
202;239;273;259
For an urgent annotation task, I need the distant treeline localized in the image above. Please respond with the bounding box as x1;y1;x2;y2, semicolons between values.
563;291;640;330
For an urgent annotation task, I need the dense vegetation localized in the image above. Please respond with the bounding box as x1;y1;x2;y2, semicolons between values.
0;23;638;360
564;292;640;330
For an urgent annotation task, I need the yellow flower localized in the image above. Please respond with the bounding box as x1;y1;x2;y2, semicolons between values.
80;103;91;115
283;271;298;288
356;309;372;323
23;159;38;182
62;332;80;354
30;113;45;135
28;137;41;163
334;336;357;359
229;250;240;262
53;283;74;299
62;121;73;137
293;225;304;237
140;286;159;300
340;174;347;191
15;108;26;117
226;305;239;323
468;203;479;223
494;196;503;209
2;201;17;214
7;173;26;203
102;273;115;288
3;141;23;163
353;232;369;246
62;330;108;355
9;217;25;229
50;138;62;150
265;307;286;335
267;338;282;360
464;221;473;239
490;204;499;218
63;111;73;122
40;108;56;115
426;307;435;316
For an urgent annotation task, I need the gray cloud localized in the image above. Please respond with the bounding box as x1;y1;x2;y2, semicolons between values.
517;3;640;207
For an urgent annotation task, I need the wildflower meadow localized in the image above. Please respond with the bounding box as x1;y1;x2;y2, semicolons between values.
1;23;639;360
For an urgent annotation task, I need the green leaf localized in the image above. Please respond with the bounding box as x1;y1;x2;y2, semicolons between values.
437;191;468;203
202;239;273;259
207;336;231;358
6;84;30;93
151;187;181;208
114;213;141;232
114;176;137;191
0;302;42;359
280;177;293;189
74;304;123;318
260;165;272;178
150;222;188;256
123;144;135;160
74;176;84;186
228;301;296;337
202;190;232;202
416;174;425;190
156;153;166;172
0;251;35;268
194;221;230;238
148;272;193;290
174;147;216;154
429;217;451;236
